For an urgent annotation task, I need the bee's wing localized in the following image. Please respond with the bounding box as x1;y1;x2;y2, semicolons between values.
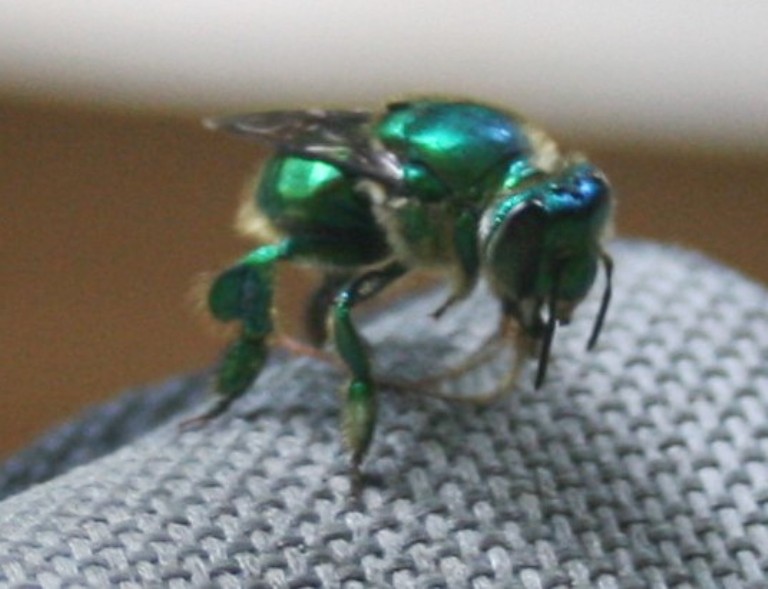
205;109;403;186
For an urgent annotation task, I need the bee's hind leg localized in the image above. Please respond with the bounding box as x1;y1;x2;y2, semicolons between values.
181;240;296;429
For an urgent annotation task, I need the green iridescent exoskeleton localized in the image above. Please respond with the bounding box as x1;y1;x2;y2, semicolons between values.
195;98;614;469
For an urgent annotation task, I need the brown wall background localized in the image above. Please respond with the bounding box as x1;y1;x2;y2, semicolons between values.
2;99;767;458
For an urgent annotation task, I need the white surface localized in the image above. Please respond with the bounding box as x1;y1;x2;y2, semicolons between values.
1;2;767;150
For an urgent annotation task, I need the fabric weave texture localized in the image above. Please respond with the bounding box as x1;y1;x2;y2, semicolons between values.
1;240;767;589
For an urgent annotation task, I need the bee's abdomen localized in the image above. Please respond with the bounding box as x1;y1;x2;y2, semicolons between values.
254;156;390;266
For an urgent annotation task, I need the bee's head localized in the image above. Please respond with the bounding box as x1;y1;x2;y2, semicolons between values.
479;159;612;332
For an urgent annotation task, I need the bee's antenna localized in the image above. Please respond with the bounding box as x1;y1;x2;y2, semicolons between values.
586;251;614;351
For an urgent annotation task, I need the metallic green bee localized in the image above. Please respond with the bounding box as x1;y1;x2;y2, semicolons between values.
194;98;613;468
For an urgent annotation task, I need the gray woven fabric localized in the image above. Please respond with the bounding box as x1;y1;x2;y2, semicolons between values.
1;240;768;589
0;373;210;502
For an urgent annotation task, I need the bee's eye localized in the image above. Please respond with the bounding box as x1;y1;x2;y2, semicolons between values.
539;165;610;217
574;173;608;201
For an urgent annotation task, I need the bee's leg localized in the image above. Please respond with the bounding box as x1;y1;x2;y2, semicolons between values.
181;241;294;428
381;323;506;390
432;210;479;319
428;311;514;379
272;271;352;365
332;262;408;467
304;272;353;347
380;316;524;405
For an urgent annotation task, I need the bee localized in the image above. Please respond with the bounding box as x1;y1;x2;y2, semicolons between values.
193;98;613;469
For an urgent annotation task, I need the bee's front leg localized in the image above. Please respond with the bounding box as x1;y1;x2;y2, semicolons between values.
432;209;480;319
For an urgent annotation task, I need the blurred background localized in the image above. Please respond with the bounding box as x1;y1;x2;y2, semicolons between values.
1;2;767;459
